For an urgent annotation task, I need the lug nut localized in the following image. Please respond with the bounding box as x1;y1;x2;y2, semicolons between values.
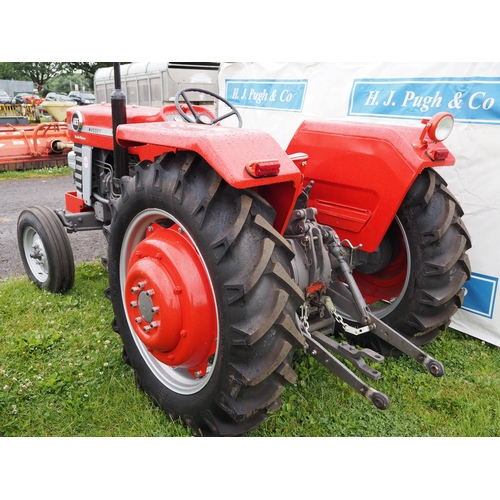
151;306;159;314
135;317;142;324
130;301;137;308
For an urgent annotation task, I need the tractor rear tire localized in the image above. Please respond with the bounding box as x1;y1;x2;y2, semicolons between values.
350;168;471;356
106;152;305;436
17;206;75;293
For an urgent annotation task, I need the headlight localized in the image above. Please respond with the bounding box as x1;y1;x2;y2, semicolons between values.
428;112;454;142
418;112;454;146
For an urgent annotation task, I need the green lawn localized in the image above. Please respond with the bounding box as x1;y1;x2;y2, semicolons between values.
1;261;499;437
0;166;72;180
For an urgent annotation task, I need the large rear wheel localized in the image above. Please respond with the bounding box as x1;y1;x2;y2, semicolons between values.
349;168;471;355
107;152;304;436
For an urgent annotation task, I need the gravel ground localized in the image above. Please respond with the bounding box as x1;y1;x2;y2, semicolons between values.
0;175;108;280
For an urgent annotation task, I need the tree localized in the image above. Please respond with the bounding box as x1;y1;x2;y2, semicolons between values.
60;63;121;92
0;62;132;94
7;62;65;88
62;62;116;81
0;63;17;80
47;73;90;94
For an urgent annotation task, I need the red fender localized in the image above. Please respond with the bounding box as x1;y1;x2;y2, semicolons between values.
285;119;455;252
116;121;303;233
67;104;303;233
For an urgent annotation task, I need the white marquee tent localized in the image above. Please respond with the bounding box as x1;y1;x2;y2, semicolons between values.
218;62;500;346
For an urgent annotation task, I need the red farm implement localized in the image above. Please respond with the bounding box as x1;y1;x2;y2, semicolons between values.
0;102;73;172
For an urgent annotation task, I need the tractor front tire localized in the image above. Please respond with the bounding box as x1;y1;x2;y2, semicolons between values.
106;152;305;436
17;206;75;293
351;168;472;355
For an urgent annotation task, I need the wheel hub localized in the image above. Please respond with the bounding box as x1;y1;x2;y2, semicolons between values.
124;222;217;377
138;290;155;323
24;228;48;281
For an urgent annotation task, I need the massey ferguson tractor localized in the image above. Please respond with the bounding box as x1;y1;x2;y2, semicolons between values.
17;64;471;436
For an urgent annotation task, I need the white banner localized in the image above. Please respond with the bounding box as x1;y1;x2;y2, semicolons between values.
219;62;500;346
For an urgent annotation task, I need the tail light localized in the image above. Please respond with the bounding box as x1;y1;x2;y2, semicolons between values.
245;159;280;178
426;148;449;161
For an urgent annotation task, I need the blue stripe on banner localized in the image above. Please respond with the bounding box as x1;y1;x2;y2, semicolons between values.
462;273;499;319
225;79;307;111
348;77;500;125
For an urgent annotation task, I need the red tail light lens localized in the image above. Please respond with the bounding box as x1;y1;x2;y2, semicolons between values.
245;159;280;177
427;148;449;161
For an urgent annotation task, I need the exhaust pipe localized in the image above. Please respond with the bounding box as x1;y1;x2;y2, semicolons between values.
111;62;129;179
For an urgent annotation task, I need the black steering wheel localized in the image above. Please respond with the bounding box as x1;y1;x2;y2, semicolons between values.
174;88;243;128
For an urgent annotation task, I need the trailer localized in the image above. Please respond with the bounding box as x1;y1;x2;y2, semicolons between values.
94;62;220;108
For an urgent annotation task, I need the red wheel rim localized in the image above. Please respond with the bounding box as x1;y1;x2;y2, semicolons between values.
120;210;219;394
353;217;410;314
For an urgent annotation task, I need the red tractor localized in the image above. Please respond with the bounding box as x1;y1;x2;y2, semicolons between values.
17;64;471;436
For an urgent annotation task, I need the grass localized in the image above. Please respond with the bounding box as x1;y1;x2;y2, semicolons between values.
253;334;500;437
0;166;72;181
0;262;190;437
1;261;500;437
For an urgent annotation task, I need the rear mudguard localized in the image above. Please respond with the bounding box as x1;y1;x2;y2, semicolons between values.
116;121;304;233
286;119;456;252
